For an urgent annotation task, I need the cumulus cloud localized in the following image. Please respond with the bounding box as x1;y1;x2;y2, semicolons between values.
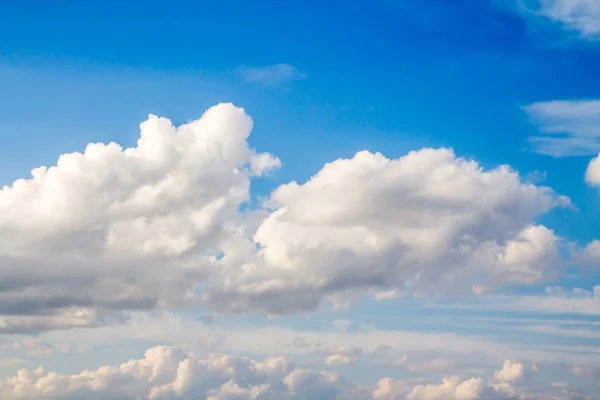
523;99;600;156
1;345;595;400
0;103;280;333
493;360;527;383
0;102;572;331
206;147;567;314
585;153;600;185
317;346;362;366
237;64;306;86
0;345;361;400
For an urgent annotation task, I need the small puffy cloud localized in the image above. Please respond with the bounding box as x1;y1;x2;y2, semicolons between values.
237;64;306;86
317;346;362;366
493;360;527;383
585;153;600;185
523;99;600;157
207;148;567;314
373;375;517;400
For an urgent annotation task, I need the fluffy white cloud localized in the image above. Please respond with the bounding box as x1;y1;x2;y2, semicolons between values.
0;103;279;333
493;360;527;383
372;375;519;400
0;345;361;400
523;100;600;157
206;147;567;313
1;345;595;400
0;103;571;330
585;153;600;185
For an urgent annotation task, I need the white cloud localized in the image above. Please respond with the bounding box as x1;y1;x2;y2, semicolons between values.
537;0;600;39
585;153;600;185
206;148;567;314
0;103;280;333
0;102;575;333
493;360;527;383
237;64;306;86
0;345;594;400
0;345;361;400
317;346;362;366
523;99;600;156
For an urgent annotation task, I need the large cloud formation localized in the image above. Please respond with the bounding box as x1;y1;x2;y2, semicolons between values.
207;148;568;313
0;103;279;333
0;345;594;400
0;103;571;330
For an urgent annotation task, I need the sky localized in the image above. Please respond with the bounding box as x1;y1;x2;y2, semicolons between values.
0;0;600;398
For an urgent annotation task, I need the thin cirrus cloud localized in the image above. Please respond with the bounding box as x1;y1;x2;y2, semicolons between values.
237;63;306;86
523;99;600;157
535;0;600;39
512;0;600;40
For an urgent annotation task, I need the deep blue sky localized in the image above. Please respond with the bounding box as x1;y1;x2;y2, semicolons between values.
1;0;599;241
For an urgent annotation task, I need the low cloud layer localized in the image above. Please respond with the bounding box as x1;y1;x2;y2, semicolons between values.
0;345;595;399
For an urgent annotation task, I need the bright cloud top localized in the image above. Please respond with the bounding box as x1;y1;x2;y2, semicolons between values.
207;147;568;314
0;103;280;334
523;99;600;157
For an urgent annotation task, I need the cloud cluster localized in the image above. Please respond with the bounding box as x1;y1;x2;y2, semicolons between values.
0;346;593;400
207;147;567;313
0;103;576;331
0;345;362;400
0;103;279;333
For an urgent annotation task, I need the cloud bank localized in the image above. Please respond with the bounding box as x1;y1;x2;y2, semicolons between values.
0;345;595;399
0;103;578;334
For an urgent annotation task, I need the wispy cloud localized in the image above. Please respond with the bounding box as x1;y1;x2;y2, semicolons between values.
523;99;600;156
536;0;600;40
237;64;306;86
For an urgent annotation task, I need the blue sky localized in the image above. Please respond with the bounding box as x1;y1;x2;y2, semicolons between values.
1;0;600;399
